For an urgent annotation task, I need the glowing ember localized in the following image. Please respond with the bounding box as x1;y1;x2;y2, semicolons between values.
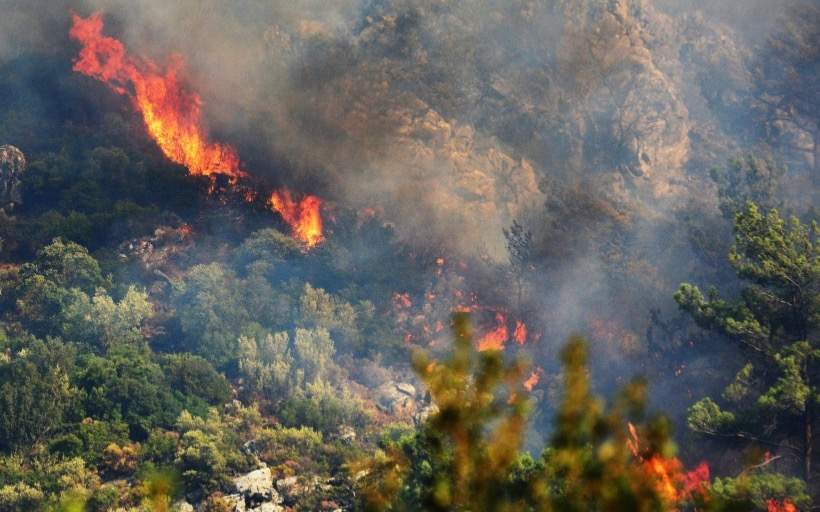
269;189;324;247
513;320;527;345
523;369;540;391
69;13;245;180
477;312;509;352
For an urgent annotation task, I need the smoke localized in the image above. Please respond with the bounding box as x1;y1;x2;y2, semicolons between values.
1;0;813;427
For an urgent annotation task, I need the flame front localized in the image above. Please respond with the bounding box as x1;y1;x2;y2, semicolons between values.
269;189;324;247
477;312;509;351
69;12;244;179
70;13;326;248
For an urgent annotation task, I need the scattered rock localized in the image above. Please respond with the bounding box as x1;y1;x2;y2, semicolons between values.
233;466;283;510
171;500;194;512
224;493;246;512
234;466;275;501
338;425;356;443
251;503;285;512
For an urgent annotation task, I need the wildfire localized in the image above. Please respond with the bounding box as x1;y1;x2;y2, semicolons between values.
69;13;326;248
269;189;324;247
768;499;797;512
513;320;528;345
69;13;244;180
523;368;541;391
627;423;710;506
477;312;509;352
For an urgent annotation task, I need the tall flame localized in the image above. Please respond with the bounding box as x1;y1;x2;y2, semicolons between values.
70;13;326;248
477;312;509;352
269;189;324;247
69;12;244;179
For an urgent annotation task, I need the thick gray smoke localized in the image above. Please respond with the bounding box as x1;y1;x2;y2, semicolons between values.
1;0;813;423
0;0;799;258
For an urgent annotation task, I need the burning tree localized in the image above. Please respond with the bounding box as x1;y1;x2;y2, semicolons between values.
357;315;708;511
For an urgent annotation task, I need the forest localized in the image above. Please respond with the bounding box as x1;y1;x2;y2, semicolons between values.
0;0;818;511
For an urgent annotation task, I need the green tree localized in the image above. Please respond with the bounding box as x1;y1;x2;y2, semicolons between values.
75;345;183;440
172;263;250;370
358;315;680;511
237;328;292;397
13;239;109;338
0;334;77;452
160;354;232;406
62;285;152;349
676;202;819;483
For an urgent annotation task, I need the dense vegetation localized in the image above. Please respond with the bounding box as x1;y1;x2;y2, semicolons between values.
0;1;818;511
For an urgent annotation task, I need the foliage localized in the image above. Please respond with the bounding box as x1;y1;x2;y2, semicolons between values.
358;316;681;511
172;263;250;370
0;334;77;451
676;202;819;487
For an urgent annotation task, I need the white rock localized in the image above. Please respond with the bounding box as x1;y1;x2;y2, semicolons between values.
234;466;274;500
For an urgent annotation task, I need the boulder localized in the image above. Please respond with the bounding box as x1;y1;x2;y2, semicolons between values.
251;503;285;512
224;493;246;512
171;501;194;512
234;466;278;504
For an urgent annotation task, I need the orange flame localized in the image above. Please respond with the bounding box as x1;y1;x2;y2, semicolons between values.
477;312;509;352
269;189;324;247
513;320;528;345
627;422;710;505
69;13;244;180
523;369;541;391
768;499;798;512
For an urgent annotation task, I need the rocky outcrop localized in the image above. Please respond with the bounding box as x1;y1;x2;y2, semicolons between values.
0;145;25;210
228;466;284;512
375;381;417;416
118;224;194;281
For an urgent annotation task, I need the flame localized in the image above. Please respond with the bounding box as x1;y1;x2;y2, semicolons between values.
269;189;324;247
627;422;710;505
477;312;509;352
513;320;528;345
69;13;244;180
768;499;798;512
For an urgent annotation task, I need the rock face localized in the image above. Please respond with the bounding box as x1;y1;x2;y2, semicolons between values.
376;381;417;416
0;145;25;210
259;0;766;258
231;466;284;512
234;466;275;502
